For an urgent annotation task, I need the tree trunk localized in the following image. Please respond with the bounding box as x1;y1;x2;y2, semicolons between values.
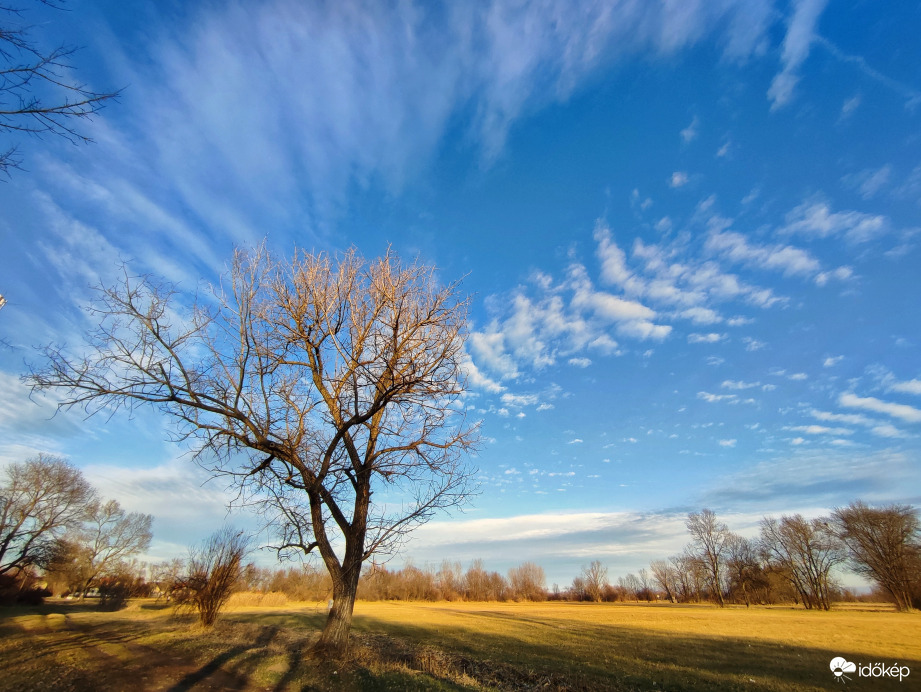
314;565;360;656
314;580;355;658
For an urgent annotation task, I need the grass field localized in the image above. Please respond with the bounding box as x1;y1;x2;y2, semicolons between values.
1;599;918;691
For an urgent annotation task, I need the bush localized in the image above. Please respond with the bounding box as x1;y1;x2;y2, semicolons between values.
180;527;250;627
0;573;51;606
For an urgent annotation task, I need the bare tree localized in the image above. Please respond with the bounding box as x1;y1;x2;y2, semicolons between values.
831;501;920;612
580;560;608;602
650;559;678;603
436;559;463;601
686;509;731;607
619;572;641;602
179;527;249;627
73;499;153;598
569;575;587;601
464;558;490;601
1;1;120;175
725;533;762;607
26;246;477;655
0;454;95;576
760;515;844;611
508;562;546;601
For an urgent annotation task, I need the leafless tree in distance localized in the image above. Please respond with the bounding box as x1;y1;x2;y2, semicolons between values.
508;562;546;601
686;509;731;607
0;454;95;576
650;559;679;603
725;533;761;607
26;245;478;655
73;499;153;598
832;501;920;611
759;514;844;611
581;560;608;602
1;1;120;176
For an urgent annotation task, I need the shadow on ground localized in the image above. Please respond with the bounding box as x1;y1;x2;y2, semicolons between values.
1;604;917;691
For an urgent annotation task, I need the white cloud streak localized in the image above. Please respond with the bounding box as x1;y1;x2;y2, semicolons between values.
768;0;830;109
839;393;921;423
781;200;888;244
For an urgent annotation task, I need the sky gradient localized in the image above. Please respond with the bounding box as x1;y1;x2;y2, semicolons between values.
1;0;920;587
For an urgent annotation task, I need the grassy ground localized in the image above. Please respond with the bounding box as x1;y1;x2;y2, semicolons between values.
1;599;918;691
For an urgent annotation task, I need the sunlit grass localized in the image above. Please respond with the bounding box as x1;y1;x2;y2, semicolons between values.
1;599;918;690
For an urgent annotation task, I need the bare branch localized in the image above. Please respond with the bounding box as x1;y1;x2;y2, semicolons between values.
1;2;121;176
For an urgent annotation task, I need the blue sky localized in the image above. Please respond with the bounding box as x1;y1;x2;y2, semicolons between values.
1;0;920;587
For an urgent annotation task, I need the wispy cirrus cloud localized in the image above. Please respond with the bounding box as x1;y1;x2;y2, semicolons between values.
768;0;829;109
780;199;889;243
703;448;918;507
842;165;892;200
705;229;851;285
66;0;778;250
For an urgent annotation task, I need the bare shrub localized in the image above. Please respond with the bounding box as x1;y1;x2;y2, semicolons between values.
180;527;250;627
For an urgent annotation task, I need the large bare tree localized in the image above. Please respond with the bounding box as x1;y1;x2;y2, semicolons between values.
26;246;477;654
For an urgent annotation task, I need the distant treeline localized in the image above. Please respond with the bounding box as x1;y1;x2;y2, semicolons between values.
229;500;921;612
5;461;919;613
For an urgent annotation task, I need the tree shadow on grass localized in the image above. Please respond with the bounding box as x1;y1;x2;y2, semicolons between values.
350;612;921;692
166;625;280;691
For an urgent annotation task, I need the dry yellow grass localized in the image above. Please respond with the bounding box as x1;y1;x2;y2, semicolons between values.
352;600;919;659
226;590;290;608
345;601;921;690
2;599;919;690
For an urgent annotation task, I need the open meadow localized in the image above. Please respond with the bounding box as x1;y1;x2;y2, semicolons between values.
1;599;918;691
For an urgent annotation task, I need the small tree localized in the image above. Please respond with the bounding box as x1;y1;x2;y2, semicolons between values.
508;562;546;601
581;560;608;602
650;559;678;603
181;527;249;627
464;558;490;601
760;515;843;611
725;533;762;607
